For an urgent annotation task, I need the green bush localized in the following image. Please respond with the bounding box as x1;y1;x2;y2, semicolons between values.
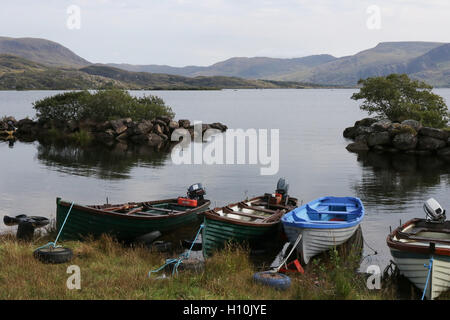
33;89;175;123
351;74;449;128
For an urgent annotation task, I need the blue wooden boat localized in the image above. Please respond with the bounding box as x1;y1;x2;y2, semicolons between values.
281;196;365;264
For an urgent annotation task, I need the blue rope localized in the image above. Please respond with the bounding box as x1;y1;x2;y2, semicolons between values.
421;256;434;300
148;224;204;278
36;202;74;250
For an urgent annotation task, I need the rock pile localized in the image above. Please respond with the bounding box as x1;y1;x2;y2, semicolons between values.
0;116;228;148
343;118;450;161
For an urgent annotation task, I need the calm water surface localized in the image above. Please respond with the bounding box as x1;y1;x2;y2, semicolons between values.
1;89;450;270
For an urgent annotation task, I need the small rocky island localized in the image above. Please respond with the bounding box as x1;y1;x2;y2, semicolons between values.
0;116;228;148
344;118;450;161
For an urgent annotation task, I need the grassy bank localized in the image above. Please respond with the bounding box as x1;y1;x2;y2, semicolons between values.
0;233;403;300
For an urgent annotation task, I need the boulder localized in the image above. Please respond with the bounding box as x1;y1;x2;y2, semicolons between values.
153;123;163;135
419;127;448;140
16;119;37;136
148;133;163;147
370;120;392;132
168;120;179;130
110;120;127;135
130;134;149;144
401;120;422;132
343;127;357;139
392;132;418;150
159;133;169;141
355;135;368;143
354;118;377;128
346;141;369;152
178;119;191;129
135;120;153;135
202;124;210;133
355;126;373;137
156;116;171;124
388;123;417;135
209;122;228;132
367;132;391;147
417;136;446;151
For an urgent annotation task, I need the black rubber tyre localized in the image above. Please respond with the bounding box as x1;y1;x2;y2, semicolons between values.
253;271;291;290
135;231;162;246
151;241;172;253
33;247;73;264
181;239;202;251
28;216;50;228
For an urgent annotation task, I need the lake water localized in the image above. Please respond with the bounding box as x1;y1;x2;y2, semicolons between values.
1;89;450;271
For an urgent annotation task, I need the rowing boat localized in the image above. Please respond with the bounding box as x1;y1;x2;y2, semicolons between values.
387;198;450;300
199;179;298;258
56;184;210;241
281;196;365;264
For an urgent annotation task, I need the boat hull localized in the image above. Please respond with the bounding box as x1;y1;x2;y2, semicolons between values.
387;218;450;299
283;224;360;264
201;215;279;258
390;249;450;300
56;198;209;241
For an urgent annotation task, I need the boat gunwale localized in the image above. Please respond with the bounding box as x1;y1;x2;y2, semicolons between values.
281;196;365;229
198;195;298;227
57;197;211;221
387;218;450;257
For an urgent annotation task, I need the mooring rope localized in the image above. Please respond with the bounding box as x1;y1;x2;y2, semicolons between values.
421;256;434;300
148;224;204;278
36;202;74;250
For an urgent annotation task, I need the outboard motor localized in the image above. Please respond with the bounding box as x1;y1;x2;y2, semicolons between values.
178;183;206;207
187;183;206;201
276;178;289;197
268;178;290;206
3;214;50;241
424;198;446;223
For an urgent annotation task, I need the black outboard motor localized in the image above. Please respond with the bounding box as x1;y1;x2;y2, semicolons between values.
3;215;50;241
276;178;289;197
187;183;206;201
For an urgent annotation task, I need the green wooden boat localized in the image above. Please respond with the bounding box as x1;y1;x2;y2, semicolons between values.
56;184;210;241
199;180;298;258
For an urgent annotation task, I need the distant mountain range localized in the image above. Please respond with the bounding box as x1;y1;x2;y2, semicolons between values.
0;36;449;89
0;53;315;90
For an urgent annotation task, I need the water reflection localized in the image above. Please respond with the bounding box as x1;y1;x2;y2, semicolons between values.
353;151;450;208
36;142;172;180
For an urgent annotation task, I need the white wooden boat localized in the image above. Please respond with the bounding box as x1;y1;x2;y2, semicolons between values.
281;196;365;264
387;218;450;300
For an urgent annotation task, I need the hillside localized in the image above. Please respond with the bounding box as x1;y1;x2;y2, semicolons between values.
0;37;91;68
278;42;445;85
1;36;449;88
0;55;318;90
108;54;336;79
79;64;317;89
0;55;123;90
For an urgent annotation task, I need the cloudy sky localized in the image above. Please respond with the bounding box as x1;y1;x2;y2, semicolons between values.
1;0;449;66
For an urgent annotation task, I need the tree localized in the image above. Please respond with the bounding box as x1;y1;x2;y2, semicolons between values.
351;74;449;128
33;89;175;123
